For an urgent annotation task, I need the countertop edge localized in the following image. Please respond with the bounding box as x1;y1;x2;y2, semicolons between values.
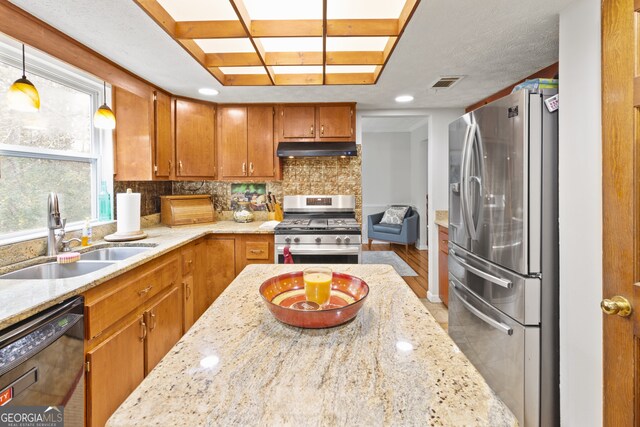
0;222;275;329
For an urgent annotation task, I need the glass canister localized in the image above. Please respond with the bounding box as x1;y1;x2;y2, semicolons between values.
233;201;254;223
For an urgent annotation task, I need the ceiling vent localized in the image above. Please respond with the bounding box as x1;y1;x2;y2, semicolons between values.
430;76;464;89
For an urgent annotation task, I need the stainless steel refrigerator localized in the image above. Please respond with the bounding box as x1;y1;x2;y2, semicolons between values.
447;89;558;427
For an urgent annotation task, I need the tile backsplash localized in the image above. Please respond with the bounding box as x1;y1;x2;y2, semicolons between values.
114;147;362;222
281;146;362;222
113;181;172;217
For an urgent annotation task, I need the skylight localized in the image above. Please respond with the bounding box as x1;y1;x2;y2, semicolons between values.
136;0;420;86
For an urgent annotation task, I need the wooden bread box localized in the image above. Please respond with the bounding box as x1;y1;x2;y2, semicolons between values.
161;195;215;226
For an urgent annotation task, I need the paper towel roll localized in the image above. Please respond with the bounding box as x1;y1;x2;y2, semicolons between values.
116;189;141;235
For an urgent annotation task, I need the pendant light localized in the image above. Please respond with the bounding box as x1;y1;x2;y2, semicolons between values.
7;45;40;112
93;82;116;130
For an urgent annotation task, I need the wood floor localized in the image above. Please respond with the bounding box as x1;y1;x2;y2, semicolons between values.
361;243;428;297
362;243;448;331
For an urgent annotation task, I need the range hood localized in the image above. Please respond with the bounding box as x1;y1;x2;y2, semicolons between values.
277;141;357;158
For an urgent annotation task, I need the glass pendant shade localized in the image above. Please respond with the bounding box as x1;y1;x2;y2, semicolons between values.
94;81;115;129
7;45;40;112
93;103;116;129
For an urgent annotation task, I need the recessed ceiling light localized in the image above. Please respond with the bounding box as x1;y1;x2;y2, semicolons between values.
198;88;219;96
395;95;414;103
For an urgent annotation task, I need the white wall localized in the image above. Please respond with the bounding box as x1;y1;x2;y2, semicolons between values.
426;109;464;302
361;132;412;241
410;123;429;249
558;0;602;424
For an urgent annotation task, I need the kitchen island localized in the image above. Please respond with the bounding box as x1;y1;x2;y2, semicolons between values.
107;264;517;426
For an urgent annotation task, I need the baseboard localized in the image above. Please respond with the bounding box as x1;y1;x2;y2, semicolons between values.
416;243;428;250
427;290;441;303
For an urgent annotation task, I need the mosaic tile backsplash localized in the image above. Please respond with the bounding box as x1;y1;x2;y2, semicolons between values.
115;147;362;222
282;146;362;223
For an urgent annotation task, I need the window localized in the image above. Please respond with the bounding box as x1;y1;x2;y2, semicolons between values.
0;37;113;241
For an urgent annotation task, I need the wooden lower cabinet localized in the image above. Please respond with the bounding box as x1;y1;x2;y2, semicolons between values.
193;237;236;320
86;315;145;427
438;226;449;307
145;286;183;374
84;233;274;426
235;234;274;273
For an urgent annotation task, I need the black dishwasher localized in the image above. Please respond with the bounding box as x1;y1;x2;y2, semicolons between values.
0;296;84;426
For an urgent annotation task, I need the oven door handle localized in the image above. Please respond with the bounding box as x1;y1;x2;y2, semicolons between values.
277;246;361;255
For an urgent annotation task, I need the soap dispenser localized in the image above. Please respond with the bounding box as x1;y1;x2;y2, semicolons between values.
99;181;112;221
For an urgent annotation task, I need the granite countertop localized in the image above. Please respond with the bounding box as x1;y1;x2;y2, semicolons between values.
108;264;517;427
0;221;275;329
435;210;449;229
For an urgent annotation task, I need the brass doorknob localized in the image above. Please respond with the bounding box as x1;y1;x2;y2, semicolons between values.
601;296;632;317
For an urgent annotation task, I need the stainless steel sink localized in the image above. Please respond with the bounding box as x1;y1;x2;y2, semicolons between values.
0;261;116;280
80;247;150;261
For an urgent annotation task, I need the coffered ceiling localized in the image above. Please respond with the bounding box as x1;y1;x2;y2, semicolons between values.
137;0;419;86
8;0;574;109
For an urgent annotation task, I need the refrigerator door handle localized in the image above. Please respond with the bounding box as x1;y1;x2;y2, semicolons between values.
450;280;513;335
465;122;483;240
449;248;513;289
460;122;475;239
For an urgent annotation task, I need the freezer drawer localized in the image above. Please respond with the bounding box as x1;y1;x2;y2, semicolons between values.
448;280;540;427
448;244;540;325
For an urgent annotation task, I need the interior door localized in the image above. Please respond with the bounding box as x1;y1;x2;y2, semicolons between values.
601;0;638;425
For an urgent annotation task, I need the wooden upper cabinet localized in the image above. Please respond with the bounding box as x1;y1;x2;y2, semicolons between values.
247;106;275;178
220;107;248;178
318;105;353;139
281;105;316;140
154;91;173;179
277;103;356;143
113;87;154;181
175;99;216;179
218;105;275;180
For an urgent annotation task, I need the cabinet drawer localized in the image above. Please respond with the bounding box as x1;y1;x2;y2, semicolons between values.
438;226;449;254
85;257;179;339
245;242;270;260
182;246;195;275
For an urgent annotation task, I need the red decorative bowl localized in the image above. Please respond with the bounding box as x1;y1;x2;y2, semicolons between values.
259;271;369;328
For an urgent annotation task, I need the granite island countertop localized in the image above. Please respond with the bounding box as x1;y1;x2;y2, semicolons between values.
107;264;517;427
0;221;275;329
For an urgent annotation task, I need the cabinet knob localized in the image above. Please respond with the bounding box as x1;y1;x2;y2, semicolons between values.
138;285;153;296
139;319;147;341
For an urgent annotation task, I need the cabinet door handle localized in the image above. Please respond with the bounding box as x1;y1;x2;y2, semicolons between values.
321;125;324;135
186;283;191;299
188;259;193;265
138;285;153;296
178;160;183;174
441;240;448;247
140;319;147;341
310;125;314;136
168;160;172;173
149;311;157;331
242;162;246;175
249;162;254;175
250;249;263;254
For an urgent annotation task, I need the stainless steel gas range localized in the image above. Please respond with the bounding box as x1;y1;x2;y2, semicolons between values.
274;195;362;264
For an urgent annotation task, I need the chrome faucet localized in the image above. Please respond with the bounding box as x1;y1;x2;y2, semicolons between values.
47;192;66;256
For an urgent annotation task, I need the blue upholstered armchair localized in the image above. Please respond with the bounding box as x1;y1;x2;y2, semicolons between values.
367;206;419;253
